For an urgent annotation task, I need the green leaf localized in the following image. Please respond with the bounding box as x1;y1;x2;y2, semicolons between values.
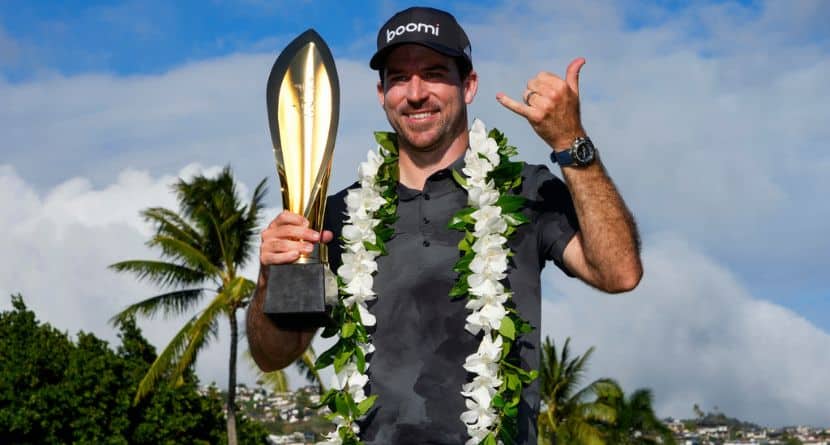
448;276;470;299
321;304;346;338
499;317;516;340
345;391;360;418
506;372;520;391
453;252;475;273
315;341;341;370
458;231;475;252
488;127;505;142
357;394;378;416
354;323;369;343
321;322;339;338
448;207;475;230
495;195;526;213
375;225;395;241
491;161;523;183
451;169;468;188
492;393;505;408
374;131;399;154
334;393;350;417
500;339;512;359
333;348;353;374
355;346;366;373
482;432;497;445
515;318;534;335
505;212;529;226
313;389;338;409
341;322;356;338
342;434;361;445
499;423;519;445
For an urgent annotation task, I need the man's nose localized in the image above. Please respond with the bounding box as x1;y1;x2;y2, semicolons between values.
405;75;429;103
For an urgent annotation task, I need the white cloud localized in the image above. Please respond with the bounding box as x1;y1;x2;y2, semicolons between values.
0;51;386;199
0;164;312;390
463;0;830;296
542;234;830;427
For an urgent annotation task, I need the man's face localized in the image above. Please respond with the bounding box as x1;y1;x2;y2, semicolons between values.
377;44;477;154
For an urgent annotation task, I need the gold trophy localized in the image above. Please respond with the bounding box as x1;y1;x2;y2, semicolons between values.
263;29;339;326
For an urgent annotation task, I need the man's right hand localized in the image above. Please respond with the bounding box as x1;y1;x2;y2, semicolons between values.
260;210;334;266
248;210;331;372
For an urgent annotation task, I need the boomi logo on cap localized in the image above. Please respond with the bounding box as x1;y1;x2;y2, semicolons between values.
386;22;440;43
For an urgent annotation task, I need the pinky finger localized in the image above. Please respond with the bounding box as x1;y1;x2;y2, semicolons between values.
496;92;531;117
262;250;301;266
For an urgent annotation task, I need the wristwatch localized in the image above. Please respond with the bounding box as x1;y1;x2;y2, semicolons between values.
550;137;597;167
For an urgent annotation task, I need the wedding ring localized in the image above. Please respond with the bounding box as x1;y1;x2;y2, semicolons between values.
523;90;538;106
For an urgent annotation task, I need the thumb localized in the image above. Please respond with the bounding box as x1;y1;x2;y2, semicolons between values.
566;57;586;95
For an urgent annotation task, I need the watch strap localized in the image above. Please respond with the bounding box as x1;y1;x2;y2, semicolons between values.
550;149;575;166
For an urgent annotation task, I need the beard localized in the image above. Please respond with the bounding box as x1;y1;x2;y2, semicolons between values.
385;100;467;154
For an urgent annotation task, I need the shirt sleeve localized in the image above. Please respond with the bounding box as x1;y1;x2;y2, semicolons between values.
522;164;580;276
324;184;354;273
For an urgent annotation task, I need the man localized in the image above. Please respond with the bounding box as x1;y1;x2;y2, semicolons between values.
247;6;641;444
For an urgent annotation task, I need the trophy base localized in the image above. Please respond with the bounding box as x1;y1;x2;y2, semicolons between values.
264;262;330;328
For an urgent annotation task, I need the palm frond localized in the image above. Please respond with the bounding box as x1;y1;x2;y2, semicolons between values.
133;315;198;404
590;378;624;400
219;212;242;235
219;276;257;309
235;178;267;268
572;377;621;405
110;288;206;326
243;350;289;393
580;399;618;425
295;346;325;394
201;210;231;275
142;207;202;247
148;235;221;277
133;290;226;404
170;290;230;379
563;419;606;445
247;178;268;224
109;259;206;288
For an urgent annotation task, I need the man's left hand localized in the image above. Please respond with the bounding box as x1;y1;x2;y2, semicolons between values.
497;57;587;150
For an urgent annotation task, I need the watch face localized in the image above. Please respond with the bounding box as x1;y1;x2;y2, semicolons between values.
574;140;595;164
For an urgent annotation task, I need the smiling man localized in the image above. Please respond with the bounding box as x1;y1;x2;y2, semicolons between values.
247;6;642;444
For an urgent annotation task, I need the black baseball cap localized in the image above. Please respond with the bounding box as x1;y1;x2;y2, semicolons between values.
369;6;472;71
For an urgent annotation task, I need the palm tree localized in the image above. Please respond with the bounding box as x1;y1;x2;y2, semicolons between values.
110;166;265;445
598;388;676;445
246;346;324;394
537;337;618;445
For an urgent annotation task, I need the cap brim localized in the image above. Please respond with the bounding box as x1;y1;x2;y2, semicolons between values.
369;41;466;70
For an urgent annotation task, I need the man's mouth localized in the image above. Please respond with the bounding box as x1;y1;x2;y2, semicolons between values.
406;111;437;120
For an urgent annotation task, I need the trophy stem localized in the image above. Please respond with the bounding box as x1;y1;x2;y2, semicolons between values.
294;243;328;265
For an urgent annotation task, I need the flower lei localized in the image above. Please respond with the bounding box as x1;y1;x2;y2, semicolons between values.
316;119;536;445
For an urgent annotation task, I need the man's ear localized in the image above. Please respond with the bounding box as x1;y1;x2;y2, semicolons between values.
377;80;385;106
463;70;478;104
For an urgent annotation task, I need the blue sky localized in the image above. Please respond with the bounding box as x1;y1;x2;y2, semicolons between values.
1;0;768;79
2;0;829;427
1;0;487;80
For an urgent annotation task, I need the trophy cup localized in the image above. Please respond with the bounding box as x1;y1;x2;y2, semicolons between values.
263;29;339;327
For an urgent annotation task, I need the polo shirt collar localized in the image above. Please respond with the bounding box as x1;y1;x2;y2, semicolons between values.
397;151;467;201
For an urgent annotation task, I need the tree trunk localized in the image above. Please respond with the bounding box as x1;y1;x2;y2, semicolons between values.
227;309;239;445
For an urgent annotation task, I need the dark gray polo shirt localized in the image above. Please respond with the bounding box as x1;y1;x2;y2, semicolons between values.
324;157;579;445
